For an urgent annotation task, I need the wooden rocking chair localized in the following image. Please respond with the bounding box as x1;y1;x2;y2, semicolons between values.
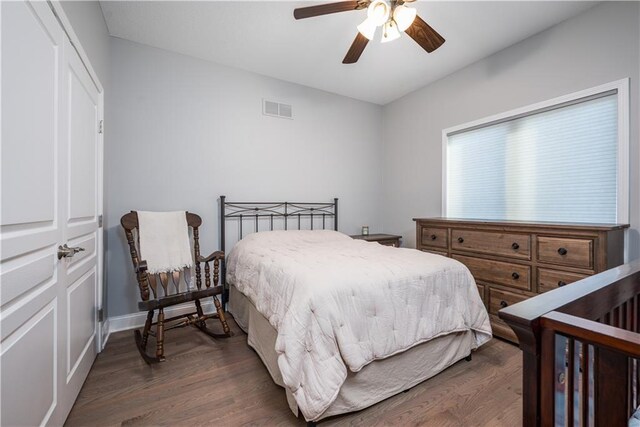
121;211;231;364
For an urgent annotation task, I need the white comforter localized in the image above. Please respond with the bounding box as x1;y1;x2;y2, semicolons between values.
227;230;492;420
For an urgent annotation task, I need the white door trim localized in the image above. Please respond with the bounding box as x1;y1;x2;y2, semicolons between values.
48;1;103;94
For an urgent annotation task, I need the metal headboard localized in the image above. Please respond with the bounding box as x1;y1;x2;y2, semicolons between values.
219;195;338;306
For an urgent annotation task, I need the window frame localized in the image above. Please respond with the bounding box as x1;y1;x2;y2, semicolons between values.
441;78;630;227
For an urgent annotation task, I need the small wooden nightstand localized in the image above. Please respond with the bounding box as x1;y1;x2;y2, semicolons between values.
351;233;402;247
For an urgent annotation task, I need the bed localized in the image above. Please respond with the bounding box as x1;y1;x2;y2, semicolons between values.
219;197;492;423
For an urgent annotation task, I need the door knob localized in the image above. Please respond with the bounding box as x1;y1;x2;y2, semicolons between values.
58;244;85;260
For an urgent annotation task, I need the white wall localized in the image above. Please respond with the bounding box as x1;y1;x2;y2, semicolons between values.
381;2;640;260
104;1;639;318
106;38;383;317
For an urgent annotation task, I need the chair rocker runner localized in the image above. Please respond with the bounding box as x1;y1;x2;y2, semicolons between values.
121;211;231;364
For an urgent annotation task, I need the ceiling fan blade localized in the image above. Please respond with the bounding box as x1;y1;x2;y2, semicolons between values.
294;1;361;20
342;33;369;64
404;15;445;53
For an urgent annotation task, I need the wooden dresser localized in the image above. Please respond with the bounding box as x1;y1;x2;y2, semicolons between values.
413;218;628;342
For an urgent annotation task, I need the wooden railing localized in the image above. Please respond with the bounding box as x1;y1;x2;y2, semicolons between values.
499;259;640;426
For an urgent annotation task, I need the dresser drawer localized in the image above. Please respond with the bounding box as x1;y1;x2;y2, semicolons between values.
537;236;593;269
489;314;518;343
377;238;400;247
420;226;448;249
451;229;531;260
421;248;448;257
477;282;486;305
453;255;531;291
537;268;590;293
489;287;529;316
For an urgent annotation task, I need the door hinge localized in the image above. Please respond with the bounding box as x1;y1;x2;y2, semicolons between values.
98;119;103;134
98;308;104;322
98;214;103;227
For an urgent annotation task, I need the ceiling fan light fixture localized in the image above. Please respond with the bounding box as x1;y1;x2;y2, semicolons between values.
291;0;446;64
357;17;377;40
381;20;401;43
393;5;417;32
367;0;391;26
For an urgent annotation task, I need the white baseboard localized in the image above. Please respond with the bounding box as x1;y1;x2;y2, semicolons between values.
100;318;110;351
107;301;216;334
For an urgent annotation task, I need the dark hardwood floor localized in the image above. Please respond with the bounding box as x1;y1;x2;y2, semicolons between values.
66;317;522;426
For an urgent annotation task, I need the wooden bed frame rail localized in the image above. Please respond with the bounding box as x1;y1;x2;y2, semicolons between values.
499;259;640;426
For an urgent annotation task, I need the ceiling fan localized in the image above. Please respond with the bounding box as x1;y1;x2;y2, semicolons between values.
293;0;445;64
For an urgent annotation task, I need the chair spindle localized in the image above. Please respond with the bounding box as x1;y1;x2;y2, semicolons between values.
205;262;211;289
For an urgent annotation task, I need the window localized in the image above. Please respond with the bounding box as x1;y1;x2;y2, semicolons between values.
443;80;629;224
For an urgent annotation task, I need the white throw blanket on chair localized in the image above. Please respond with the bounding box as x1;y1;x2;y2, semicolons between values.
137;211;193;274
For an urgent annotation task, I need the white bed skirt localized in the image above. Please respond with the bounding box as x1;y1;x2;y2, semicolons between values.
228;285;476;422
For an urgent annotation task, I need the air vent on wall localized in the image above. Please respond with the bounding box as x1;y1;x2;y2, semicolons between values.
263;99;293;119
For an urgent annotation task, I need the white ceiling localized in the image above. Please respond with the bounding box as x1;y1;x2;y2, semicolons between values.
100;1;597;105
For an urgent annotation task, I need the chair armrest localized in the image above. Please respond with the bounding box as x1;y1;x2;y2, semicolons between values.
197;250;224;263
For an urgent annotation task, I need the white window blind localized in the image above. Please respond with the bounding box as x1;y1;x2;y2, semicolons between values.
446;93;618;223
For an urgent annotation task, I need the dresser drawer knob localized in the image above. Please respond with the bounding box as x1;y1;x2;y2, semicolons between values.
457;237;464;243
558;281;567;287
500;300;508;308
430;234;437;240
558;247;568;256
511;242;519;250
512;272;520;280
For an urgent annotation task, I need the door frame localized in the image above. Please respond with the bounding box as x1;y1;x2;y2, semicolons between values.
49;1;106;351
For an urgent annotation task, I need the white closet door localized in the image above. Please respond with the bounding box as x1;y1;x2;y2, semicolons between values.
1;2;65;425
56;34;101;421
1;1;101;425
